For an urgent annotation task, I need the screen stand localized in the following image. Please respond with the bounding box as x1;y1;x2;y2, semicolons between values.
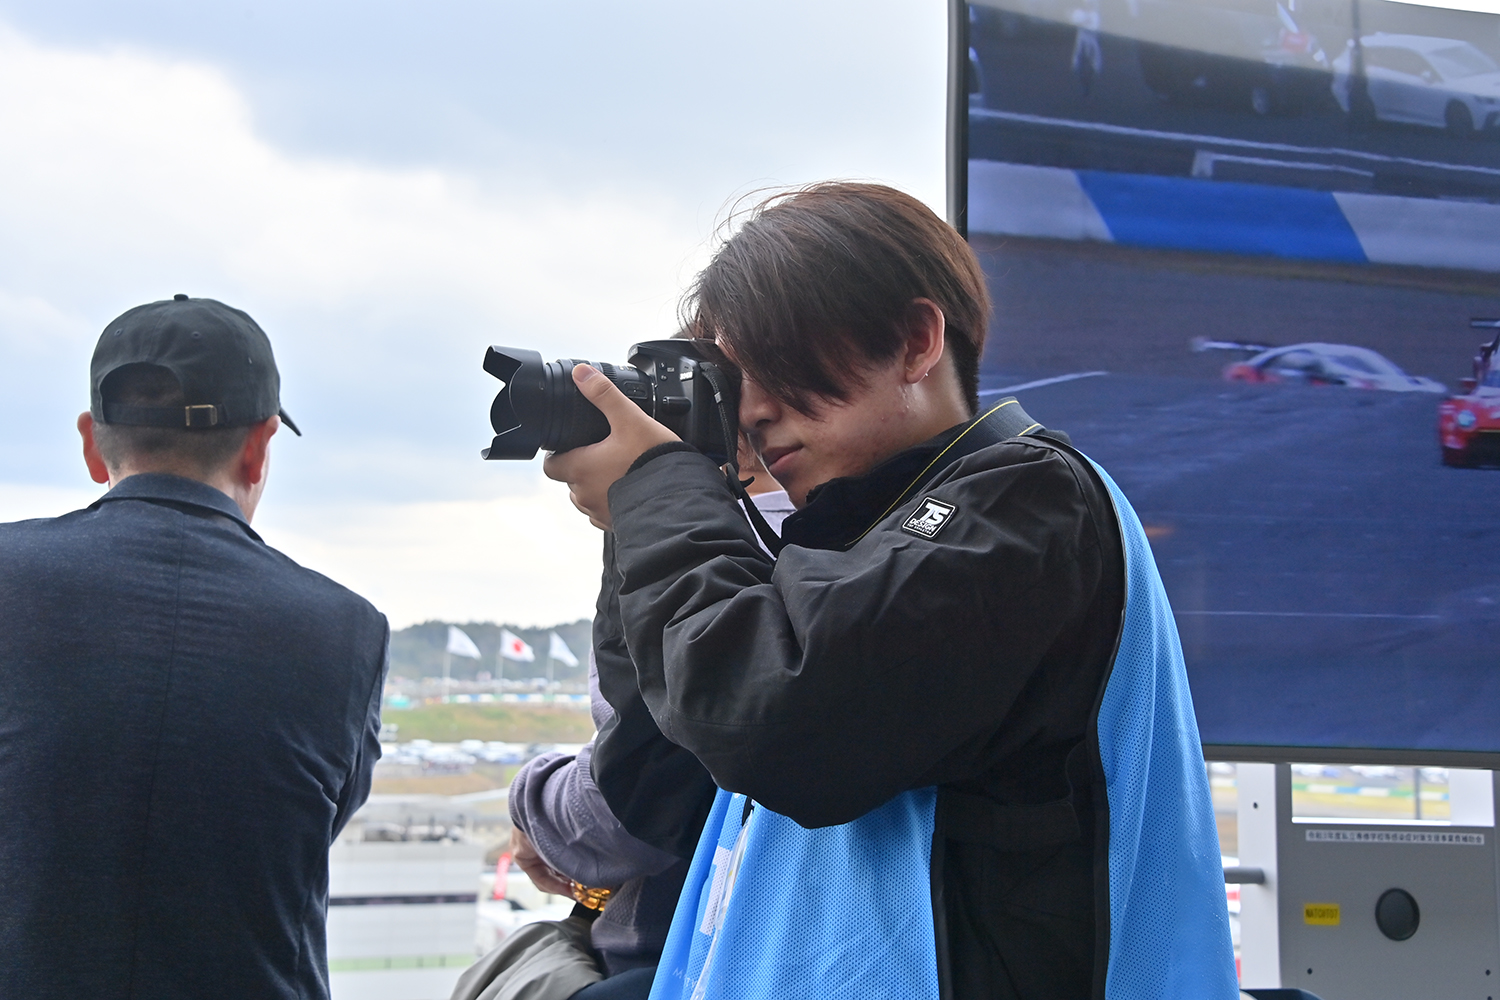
1237;762;1282;988
1234;762;1500;998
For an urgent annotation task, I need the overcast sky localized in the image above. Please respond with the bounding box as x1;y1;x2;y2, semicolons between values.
0;0;948;627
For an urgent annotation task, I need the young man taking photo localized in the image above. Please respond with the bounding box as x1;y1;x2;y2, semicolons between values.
545;183;1235;999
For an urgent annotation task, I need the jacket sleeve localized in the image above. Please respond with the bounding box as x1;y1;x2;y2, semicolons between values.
509;741;684;887
607;444;1104;829
589;533;722;859
332;619;390;839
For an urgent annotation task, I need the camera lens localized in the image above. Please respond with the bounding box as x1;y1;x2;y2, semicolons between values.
538;359;610;452
541;360;653;453
482;340;740;463
482;347;653;460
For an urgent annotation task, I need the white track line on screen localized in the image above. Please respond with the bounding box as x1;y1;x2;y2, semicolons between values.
980;371;1108;396
970;109;1500;180
1175;611;1441;620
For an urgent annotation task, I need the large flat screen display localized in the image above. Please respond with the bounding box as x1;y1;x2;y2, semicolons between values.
957;0;1500;759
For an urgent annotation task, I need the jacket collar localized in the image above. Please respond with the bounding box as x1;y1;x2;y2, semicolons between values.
781;396;1044;551
92;472;261;541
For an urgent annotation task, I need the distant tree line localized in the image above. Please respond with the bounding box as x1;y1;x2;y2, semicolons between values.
388;619;593;683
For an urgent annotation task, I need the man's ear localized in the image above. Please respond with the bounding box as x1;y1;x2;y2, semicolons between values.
236;416;280;487
902;298;947;384
77;412;111;485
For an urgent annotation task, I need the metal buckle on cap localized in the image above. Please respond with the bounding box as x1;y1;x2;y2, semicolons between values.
184;404;220;428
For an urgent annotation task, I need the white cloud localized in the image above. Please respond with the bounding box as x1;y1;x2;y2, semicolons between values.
256;484;603;630
0;25;700;339
0;8;948;626
0;24;684;622
0;483;103;524
0;23;711;490
0;478;601;629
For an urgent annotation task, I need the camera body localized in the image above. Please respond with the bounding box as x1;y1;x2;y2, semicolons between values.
481;339;739;464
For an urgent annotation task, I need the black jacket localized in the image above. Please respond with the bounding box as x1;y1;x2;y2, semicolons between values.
0;474;388;1000
592;408;1124;999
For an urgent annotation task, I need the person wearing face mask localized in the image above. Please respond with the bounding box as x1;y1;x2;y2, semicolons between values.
544;183;1235;1000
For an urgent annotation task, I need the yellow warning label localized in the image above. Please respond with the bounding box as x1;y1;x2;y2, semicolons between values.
1304;903;1341;926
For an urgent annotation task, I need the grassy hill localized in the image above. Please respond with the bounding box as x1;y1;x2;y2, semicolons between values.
381;702;595;743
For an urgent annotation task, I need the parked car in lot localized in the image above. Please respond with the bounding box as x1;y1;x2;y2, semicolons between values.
1438;320;1500;467
1332;34;1500;137
1223;342;1446;393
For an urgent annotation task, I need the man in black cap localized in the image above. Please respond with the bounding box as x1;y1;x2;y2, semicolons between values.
0;296;389;1000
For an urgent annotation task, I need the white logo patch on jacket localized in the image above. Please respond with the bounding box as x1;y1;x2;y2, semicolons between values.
902;497;956;539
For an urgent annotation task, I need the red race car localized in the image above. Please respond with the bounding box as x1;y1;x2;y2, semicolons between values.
1439;319;1500;468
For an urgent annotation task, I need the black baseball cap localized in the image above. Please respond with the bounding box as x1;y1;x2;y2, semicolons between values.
90;294;300;436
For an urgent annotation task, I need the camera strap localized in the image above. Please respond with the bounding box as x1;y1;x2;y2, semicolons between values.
698;362;785;557
732;474;787;558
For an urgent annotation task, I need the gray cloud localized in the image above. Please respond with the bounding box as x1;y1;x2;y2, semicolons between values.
0;2;946;623
0;0;946;205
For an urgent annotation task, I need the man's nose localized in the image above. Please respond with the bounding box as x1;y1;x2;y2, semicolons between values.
737;377;779;433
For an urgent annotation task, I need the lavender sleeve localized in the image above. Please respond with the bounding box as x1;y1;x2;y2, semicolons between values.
508;654;681;887
509;491;794;887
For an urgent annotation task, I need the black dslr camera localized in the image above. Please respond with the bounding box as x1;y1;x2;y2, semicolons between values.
480;340;741;465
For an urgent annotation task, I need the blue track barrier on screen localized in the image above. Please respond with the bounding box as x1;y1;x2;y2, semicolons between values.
1075;170;1368;263
967;159;1500;273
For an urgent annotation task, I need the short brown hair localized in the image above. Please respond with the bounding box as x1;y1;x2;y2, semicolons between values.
93;364;251;475
685;182;990;414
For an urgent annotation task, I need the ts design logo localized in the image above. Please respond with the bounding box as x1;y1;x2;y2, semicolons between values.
902;497;957;539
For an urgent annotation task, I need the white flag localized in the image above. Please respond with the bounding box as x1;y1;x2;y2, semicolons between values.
548;632;579;668
446;626;482;659
499;628;535;662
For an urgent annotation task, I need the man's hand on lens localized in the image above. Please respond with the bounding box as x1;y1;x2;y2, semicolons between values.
509;826;574;897
543;364;679;529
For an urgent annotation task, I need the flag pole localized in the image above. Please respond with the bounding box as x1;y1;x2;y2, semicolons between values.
442;648;451;704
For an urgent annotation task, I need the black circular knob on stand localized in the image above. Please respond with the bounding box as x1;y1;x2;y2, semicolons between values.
1376;888;1420;941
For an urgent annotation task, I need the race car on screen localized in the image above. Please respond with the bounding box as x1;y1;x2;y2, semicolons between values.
1439;319;1500;468
1220;342;1446;393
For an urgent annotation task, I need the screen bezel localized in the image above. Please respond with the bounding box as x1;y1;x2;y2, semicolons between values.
945;0;1500;769
946;0;970;240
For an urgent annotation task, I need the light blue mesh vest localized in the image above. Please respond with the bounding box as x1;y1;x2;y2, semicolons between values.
648;432;1237;1000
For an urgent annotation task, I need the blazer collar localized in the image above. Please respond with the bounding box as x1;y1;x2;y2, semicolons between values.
93;473;261;541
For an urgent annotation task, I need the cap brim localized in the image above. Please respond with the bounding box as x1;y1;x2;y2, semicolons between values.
278;408;302;436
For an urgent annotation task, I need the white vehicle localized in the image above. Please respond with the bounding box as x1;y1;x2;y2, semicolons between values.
1224;342;1447;393
1332;33;1500;137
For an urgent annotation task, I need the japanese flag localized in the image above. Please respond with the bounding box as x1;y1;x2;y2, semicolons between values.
548;632;579;668
446;626;482;659
499;629;535;662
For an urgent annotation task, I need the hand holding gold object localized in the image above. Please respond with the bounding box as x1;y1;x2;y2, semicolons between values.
570;882;614;911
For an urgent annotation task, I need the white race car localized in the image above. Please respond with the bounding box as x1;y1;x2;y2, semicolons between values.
1223;342;1446;394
